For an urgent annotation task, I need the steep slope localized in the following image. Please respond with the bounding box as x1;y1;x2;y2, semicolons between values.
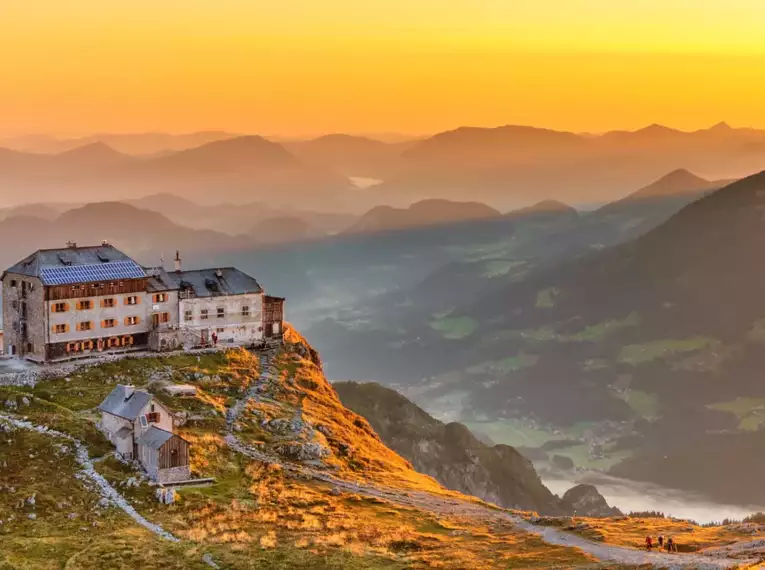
0;334;604;570
333;381;564;514
345;199;501;234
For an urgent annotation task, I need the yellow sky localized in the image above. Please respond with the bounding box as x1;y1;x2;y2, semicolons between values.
2;0;765;136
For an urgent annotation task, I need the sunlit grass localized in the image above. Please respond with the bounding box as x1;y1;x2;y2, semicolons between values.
429;316;479;339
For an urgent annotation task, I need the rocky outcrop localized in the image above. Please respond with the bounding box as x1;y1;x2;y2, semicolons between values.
560;484;622;518
334;381;565;515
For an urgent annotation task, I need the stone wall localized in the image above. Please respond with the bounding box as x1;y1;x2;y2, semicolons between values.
2;274;46;361
158;465;191;483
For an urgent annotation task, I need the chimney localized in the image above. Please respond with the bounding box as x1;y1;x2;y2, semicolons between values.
101;239;110;246
66;241;77;248
174;250;182;272
122;384;135;399
215;268;223;278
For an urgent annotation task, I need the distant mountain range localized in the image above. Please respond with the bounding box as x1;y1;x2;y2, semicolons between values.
3;122;765;213
0;136;352;210
344;199;501;235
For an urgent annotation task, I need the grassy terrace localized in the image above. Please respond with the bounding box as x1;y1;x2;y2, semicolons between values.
0;344;597;569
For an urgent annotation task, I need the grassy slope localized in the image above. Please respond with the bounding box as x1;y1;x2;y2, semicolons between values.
0;339;594;570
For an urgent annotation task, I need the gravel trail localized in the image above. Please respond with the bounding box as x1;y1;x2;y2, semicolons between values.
0;413;179;542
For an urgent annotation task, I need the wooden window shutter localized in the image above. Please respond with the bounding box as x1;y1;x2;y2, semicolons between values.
65;324;70;333
64;302;70;312
136;296;141;304
76;322;81;331
101;319;107;328
100;299;105;308
124;316;129;326
136;316;141;324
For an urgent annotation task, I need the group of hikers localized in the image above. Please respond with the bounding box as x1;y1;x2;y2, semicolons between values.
645;534;678;553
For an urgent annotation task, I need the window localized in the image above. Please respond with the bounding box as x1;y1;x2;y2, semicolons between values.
10;280;16;287
26;342;33;353
153;293;168;303
139;415;148;428
52;324;68;334
52;302;68;313
83;340;94;350
77;299;93;310
242;306;250;317
216;327;225;333
160;312;170;323
107;337;120;347
146;411;160;423
77;321;93;331
125;295;140;305
217;307;225;319
184;310;193;322
66;342;80;353
102;298;116;308
125;316;140;326
200;309;209;320
102;318;117;328
11;300;18;310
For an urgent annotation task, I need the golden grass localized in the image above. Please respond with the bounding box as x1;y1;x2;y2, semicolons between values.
560;515;765;553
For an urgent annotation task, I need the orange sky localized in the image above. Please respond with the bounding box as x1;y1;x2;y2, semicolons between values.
3;1;765;136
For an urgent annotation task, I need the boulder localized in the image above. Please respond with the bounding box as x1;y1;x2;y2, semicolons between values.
560;484;622;518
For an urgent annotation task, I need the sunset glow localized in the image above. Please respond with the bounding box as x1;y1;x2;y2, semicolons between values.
3;0;765;135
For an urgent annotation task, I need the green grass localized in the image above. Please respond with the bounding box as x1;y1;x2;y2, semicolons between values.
463;419;567;448
535;288;560;308
496;353;540;372
429;316;479;339
482;260;526;279
618;337;716;366
616;389;661;421
564;313;640;342
544;443;633;470
708;397;765;431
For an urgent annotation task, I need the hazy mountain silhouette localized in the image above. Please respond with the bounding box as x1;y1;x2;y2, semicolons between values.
249;216;325;244
345;199;500;234
0;131;239;155
505;200;579;221
0;202;251;271
284;134;410;178
126;193;356;236
0;136;352;210
371;123;765;209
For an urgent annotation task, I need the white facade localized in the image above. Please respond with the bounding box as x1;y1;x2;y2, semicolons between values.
179;292;264;346
101;395;174;459
47;291;152;344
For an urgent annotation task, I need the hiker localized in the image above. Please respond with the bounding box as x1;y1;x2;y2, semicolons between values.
212;332;218;346
658;535;664;549
645;535;653;551
667;536;676;553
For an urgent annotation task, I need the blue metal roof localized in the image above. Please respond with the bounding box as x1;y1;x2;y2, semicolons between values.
39;260;147;285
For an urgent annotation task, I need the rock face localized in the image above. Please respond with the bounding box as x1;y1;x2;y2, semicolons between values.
334;381;565;515
560;484;622;518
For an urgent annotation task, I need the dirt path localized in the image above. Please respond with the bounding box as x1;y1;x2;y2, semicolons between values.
217;353;756;569
0;413;179;542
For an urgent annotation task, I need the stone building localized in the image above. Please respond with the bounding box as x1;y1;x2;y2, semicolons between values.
2;244;285;362
1;243;153;361
98;384;191;483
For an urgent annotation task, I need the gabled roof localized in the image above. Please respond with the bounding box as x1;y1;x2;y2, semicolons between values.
136;426;180;449
4;244;146;285
163;267;263;297
98;385;153;420
145;267;180;292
